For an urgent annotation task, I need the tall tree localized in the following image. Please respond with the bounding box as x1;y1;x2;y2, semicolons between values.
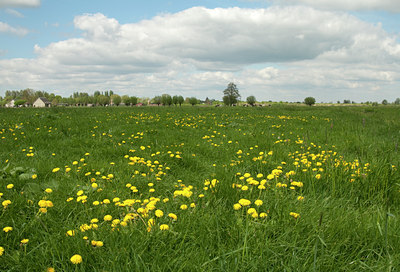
246;95;256;106
153;96;162;106
111;94;122;106
304;97;316;106
223;82;240;106
172;95;179;106
161;94;172;106
188;97;198;106
177;95;184;106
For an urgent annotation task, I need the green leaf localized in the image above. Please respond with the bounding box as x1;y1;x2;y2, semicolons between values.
19;173;32;180
22;183;41;197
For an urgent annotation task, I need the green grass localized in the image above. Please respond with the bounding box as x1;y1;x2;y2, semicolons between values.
0;105;399;271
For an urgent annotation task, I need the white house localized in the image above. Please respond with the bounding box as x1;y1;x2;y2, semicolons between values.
5;100;15;108
33;97;51;108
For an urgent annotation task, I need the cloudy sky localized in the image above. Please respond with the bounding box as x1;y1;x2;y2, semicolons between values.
0;0;400;102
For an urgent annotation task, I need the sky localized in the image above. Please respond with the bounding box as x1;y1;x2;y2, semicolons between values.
0;0;400;102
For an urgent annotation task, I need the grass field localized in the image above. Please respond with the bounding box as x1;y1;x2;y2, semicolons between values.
0;105;399;271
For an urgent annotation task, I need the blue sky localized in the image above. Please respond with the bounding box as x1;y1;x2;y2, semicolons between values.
1;0;400;102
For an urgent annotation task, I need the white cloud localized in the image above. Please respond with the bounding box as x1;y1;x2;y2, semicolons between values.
1;6;400;102
5;8;24;17
0;21;28;36
0;0;40;8
267;0;400;12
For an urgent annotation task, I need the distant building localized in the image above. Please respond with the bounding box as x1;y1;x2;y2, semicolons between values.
5;100;15;108
33;97;51;108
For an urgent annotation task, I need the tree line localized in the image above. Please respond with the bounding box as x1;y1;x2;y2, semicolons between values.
1;83;399;107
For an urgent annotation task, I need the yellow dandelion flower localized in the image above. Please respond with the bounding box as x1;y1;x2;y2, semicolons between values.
297;196;304;201
238;199;251;206
3;226;12;233
247;208;257;215
180;204;188;210
233;203;242;210
160;224;169;231
289;212;300;219
0;246;4;256
103;215;112;221
2;200;11;208
70;254;82;264
52;168;60;173
66;230;75;236
259;212;268;218
147;218;155;226
45;188;52;193
38;200;47;208
155;209;164;218
21;239;29;244
168;213;177;220
31;174;37;179
254;200;263;206
6;184;13;189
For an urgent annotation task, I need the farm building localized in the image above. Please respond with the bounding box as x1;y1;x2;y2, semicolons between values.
33;97;51;108
5;100;15;108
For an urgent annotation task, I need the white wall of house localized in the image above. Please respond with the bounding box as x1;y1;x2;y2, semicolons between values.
5;100;15;108
33;98;47;107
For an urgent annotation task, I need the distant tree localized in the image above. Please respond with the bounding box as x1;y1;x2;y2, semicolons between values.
122;95;130;105
177;96;184;106
246;95;256;106
111;94;122;106
304;97;316;106
97;95;110;106
188;97;198;106
172;95;179;106
153;96;162;106
130;96;138;105
223;82;240;106
21;88;36;104
395;98;400;105
343;99;351;104
382;99;388;105
51;99;59;107
14;99;26;107
161;94;172;106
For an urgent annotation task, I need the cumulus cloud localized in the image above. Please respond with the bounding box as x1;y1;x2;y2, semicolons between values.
0;21;28;35
0;0;40;8
1;6;400;101
267;0;400;12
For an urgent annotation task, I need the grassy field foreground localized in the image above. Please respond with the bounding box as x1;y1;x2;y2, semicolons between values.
0;105;399;271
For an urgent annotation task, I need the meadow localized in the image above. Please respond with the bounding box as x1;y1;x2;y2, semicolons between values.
0;105;399;271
